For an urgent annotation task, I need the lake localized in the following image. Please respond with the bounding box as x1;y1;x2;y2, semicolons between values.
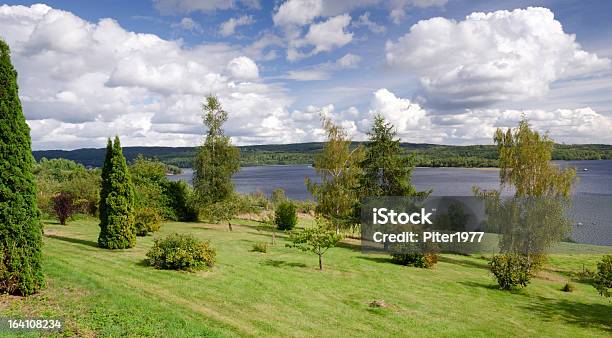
168;160;612;246
168;160;612;199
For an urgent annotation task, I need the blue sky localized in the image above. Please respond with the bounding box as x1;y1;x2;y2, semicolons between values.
1;0;612;149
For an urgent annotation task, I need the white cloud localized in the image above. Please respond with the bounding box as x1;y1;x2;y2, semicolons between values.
353;12;385;34
287;14;353;60
286;69;330;81
226;56;259;80
283;53;360;81
336;53;361;68
369;88;431;138
0;4;302;150
153;0;260;15
219;15;254;37
386;7;611;108
273;0;323;27
171;17;202;33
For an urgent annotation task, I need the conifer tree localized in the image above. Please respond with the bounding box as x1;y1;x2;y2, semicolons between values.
0;39;44;295
359;115;426;197
98;136;136;249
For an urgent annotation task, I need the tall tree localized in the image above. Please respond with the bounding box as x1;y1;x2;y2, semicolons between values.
477;119;576;289
98;136;136;249
0;39;44;295
193;95;240;230
306;116;363;233
359;115;426;197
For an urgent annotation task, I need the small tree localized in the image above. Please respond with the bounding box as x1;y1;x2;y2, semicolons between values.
593;255;611;297
0;39;44;295
52;192;75;225
271;188;287;205
287;218;343;270
98;137;136;249
274;201;297;230
201;194;240;231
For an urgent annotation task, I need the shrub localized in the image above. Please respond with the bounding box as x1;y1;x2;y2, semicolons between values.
53;192;76;225
391;253;438;269
134;207;162;236
593;254;612;297
275;201;297;230
146;233;215;271
252;242;268;253
489;254;537;290
561;282;575;293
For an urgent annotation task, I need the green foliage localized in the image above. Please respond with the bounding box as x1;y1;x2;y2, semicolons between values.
435;202;469;231
270;188;287;205
391;253;438;269
592;255;612;297
34;158;100;217
98;137;136;249
162;180;198;222
495;119;576;198
287;218;343;270
359;115;425;197
561;282;575;293
274;201;297;230
489;254;538;290
134;207;162;236
252;242;268;253
146;233;216;271
193;95;240;206
0;39;44;295
200;194;241;231
306;116;363;232
130;156;173;220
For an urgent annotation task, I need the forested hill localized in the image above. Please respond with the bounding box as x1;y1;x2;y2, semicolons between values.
33;142;612;168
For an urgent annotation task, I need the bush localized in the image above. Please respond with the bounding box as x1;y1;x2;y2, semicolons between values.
274;201;297;230
489;254;537;290
270;188;287;205
146;233;215;271
593;254;612;297
561;282;575;292
53;192;76;225
252;242;268;253
134;207;162;236
391;253;438;268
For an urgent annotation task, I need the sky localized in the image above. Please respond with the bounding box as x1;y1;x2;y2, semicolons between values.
1;0;612;150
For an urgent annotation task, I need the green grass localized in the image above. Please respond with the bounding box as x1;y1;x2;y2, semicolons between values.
1;218;611;337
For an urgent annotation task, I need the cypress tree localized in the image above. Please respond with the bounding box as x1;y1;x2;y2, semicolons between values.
0;39;44;295
98;136;136;249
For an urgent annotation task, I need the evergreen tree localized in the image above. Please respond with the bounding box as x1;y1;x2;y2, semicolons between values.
0;39;44;295
98;136;136;249
193;95;240;230
359;115;426;197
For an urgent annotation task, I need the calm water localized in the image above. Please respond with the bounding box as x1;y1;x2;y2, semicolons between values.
168;160;612;199
168;160;612;246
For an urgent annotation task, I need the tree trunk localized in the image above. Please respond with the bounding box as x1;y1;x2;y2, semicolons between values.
272;230;276;245
228;220;233;232
318;254;323;270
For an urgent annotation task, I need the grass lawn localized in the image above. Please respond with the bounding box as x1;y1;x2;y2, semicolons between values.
1;218;610;337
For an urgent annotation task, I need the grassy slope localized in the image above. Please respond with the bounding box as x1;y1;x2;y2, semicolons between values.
1;218;611;337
